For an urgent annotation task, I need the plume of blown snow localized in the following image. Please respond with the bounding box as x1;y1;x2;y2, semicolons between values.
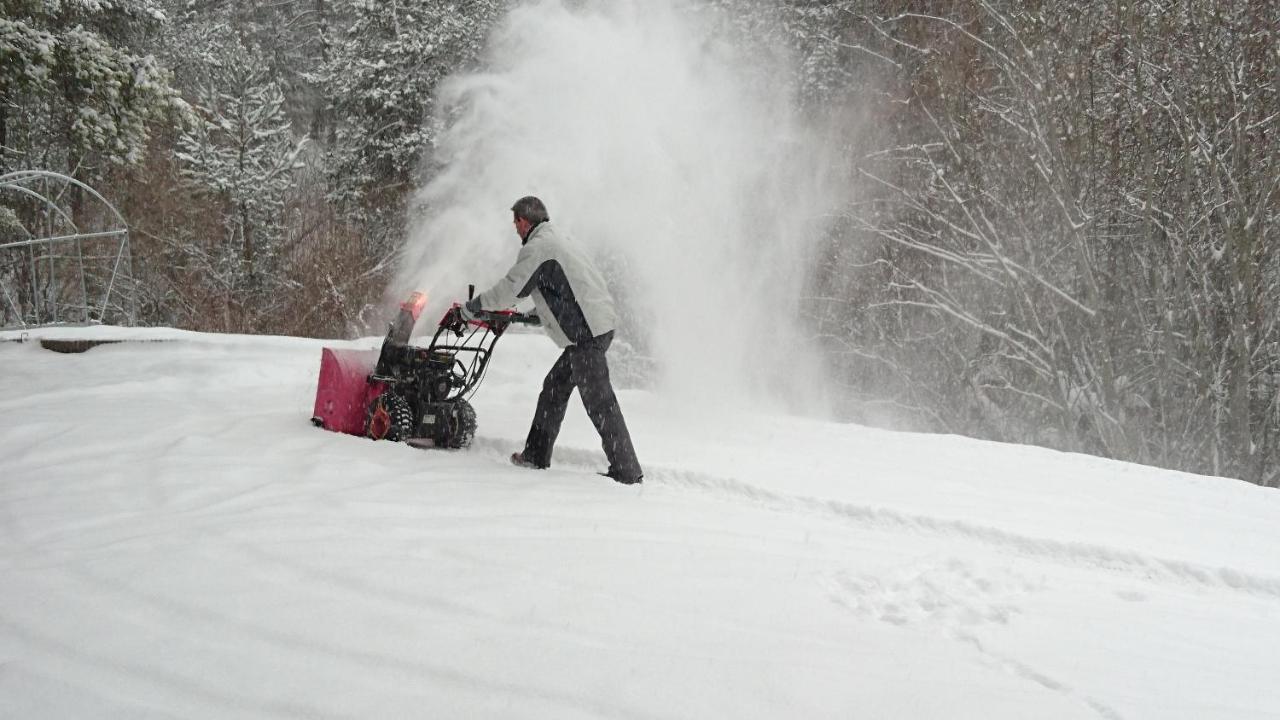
395;0;841;414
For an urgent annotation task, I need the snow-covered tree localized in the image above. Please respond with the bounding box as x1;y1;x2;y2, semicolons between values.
320;0;505;238
156;0;338;140
804;0;1278;485
172;26;306;330
0;0;174;177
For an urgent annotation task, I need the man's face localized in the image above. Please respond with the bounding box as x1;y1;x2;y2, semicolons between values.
513;216;533;239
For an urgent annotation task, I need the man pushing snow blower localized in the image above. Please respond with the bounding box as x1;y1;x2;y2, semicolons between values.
463;196;644;485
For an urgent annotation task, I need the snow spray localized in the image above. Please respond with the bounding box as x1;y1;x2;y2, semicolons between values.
397;0;838;413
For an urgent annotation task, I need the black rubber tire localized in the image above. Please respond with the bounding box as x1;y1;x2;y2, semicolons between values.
367;392;414;441
443;399;477;449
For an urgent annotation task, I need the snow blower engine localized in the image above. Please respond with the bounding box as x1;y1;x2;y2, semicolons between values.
310;287;539;448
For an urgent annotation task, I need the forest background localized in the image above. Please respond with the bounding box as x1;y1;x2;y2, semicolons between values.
2;0;1276;485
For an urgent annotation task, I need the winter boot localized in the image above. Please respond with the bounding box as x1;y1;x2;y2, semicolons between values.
599;469;643;485
510;452;546;470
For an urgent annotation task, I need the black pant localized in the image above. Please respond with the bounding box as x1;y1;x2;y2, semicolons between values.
522;331;642;480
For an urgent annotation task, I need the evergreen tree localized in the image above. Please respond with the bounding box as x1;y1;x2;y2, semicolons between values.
321;0;505;245
0;0;174;178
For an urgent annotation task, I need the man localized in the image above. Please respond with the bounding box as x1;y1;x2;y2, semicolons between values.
465;196;644;485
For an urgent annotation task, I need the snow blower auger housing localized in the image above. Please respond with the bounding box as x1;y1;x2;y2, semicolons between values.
311;288;539;448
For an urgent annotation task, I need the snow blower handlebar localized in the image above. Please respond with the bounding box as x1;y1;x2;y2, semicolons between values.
437;283;540;337
440;304;541;337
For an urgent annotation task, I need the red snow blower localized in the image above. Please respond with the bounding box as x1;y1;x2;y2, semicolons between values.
311;287;539;448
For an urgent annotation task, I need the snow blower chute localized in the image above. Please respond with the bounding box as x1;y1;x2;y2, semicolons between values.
311;288;539;448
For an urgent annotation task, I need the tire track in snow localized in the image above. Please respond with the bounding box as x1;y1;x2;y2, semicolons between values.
952;631;1125;720
653;465;1280;599
647;465;1136;720
516;443;1137;719
503;440;1280;601
824;562;1123;719
654;465;1280;599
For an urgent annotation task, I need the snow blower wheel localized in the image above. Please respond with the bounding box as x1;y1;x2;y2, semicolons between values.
366;392;413;441
441;398;476;449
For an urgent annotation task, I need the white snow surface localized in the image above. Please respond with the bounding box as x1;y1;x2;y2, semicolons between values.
2;326;1280;719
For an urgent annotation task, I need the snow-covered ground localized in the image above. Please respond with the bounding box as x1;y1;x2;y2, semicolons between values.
3;326;1279;719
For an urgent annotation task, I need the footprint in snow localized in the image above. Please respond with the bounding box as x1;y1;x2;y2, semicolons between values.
826;558;1041;630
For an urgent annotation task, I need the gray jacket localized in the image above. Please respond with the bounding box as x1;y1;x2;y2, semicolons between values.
474;222;618;348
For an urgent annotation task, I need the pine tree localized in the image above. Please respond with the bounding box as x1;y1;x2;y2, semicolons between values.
0;0;174;178
320;0;505;245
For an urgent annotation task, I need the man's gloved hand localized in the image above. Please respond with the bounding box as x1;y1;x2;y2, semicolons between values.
460;297;482;322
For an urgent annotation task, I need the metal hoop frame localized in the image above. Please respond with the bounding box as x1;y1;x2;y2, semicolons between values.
0;170;136;329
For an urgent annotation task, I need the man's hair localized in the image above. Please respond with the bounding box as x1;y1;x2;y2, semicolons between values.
511;196;550;224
